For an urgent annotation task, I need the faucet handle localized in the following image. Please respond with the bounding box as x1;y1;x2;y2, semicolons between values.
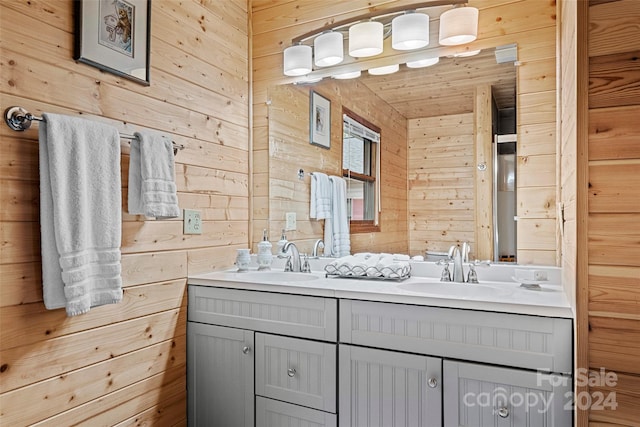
284;256;293;272
301;254;311;273
467;264;479;283
440;262;452;282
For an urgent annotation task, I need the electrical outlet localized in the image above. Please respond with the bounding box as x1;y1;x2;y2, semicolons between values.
184;209;202;235
285;212;296;231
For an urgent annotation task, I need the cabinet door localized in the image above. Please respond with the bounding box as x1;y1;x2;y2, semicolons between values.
256;397;337;427
339;344;442;427
187;322;254;427
444;361;572;427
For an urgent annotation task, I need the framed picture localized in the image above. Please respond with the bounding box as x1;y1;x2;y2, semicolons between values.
310;91;331;149
75;0;151;86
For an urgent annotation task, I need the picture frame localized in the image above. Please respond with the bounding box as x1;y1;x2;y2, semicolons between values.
75;0;151;86
310;91;331;149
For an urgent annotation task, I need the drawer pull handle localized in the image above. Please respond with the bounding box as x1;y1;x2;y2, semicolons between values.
497;407;509;418
287;368;297;378
427;377;438;388
242;346;251;354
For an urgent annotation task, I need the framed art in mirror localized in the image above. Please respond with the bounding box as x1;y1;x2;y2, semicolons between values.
310;91;331;149
75;0;151;86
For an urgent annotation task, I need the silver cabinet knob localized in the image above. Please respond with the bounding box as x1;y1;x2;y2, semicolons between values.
427;377;438;388
242;346;251;354
287;368;296;378
497;407;509;418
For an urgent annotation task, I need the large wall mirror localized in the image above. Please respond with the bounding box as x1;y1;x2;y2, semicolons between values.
265;43;557;265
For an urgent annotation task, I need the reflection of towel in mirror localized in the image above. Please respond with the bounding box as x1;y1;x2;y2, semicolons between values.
310;172;331;219
39;113;123;316
324;176;351;257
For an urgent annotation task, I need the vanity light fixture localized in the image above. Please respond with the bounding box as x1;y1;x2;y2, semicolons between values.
392;11;430;50
349;21;384;58
282;0;477;79
333;70;362;80
438;5;479;46
452;49;482;57
368;64;400;75
283;43;312;76
406;56;440;68
314;31;344;67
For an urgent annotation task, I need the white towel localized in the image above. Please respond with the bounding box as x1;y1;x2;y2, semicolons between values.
128;131;180;219
310;172;332;219
324;176;351;257
39;113;123;316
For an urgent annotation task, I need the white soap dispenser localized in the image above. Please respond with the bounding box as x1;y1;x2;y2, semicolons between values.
277;229;288;258
257;229;273;271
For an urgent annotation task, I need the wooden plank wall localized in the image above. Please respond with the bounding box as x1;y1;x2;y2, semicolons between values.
0;0;250;425
408;113;475;255
252;0;559;264
268;80;408;254
583;0;640;425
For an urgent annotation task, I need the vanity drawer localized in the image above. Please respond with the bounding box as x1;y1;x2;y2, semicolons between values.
188;286;337;341
256;333;337;413
256;397;337;427
339;300;572;373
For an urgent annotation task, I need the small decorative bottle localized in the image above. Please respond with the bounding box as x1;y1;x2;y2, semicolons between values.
276;229;288;258
257;229;273;271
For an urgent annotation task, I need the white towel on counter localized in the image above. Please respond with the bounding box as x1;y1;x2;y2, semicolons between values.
310;172;332;219
39;113;123;316
128;131;180;219
324;176;350;257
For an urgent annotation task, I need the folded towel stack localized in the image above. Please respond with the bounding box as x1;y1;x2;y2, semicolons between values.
325;253;410;279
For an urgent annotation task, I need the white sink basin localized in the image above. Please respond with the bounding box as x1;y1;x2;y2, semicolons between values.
229;271;319;282
398;281;513;298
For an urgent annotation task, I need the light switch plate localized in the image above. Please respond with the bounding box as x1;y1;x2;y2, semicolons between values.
184;209;202;235
285;212;296;231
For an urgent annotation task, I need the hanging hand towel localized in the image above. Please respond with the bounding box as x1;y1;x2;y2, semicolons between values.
128;131;180;219
310;172;332;219
39;113;123;316
325;176;351;257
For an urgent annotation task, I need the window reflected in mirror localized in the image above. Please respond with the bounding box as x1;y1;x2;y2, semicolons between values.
342;110;380;233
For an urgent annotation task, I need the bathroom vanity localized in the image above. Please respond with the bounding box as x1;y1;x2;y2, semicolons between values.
187;265;573;427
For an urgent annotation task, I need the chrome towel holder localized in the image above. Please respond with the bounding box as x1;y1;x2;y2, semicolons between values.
4;106;185;155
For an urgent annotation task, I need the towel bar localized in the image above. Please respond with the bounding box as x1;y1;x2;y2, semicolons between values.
4;106;185;155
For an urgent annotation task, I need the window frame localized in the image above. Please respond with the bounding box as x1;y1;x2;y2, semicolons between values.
342;107;381;234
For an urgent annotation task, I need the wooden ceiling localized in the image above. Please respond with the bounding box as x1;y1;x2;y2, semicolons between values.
358;48;516;119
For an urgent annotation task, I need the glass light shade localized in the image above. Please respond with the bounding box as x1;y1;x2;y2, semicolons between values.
314;31;344;67
438;6;479;46
453;49;481;57
368;64;399;75
333;70;361;79
406;57;440;68
283;44;312;76
392;13;430;50
349;21;384;57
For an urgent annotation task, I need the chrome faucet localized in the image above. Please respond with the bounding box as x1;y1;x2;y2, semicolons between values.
448;245;465;283
312;239;325;258
283;242;302;272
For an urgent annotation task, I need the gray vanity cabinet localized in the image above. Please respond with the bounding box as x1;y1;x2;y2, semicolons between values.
188;286;338;427
187;322;254;427
443;361;572;426
339;345;442;427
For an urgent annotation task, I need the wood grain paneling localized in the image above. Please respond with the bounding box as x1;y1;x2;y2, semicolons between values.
0;0;249;425
579;0;640;424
